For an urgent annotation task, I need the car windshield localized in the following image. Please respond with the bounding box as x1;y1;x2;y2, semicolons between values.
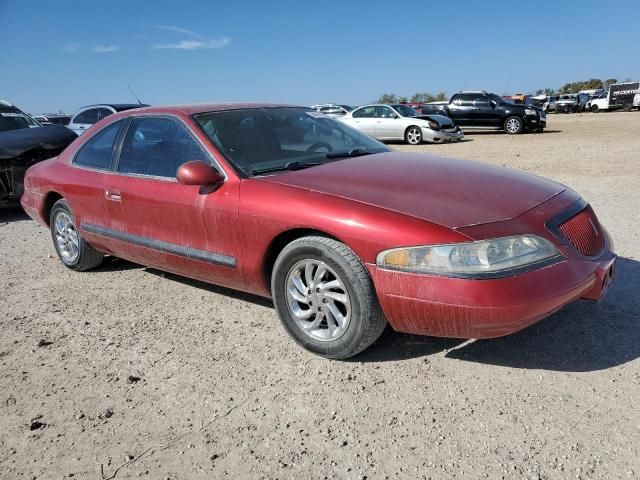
0;109;41;132
194;107;390;177
392;105;418;117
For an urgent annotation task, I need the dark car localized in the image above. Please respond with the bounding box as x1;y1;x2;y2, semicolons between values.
1;101;77;207
421;91;546;134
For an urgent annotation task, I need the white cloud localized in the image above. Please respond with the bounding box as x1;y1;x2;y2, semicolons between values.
63;42;81;53
94;45;119;53
151;24;202;38
152;37;230;50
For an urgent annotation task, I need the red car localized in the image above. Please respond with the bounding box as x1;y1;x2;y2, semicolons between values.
21;104;616;359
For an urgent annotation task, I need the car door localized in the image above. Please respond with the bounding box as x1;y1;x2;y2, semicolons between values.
446;94;474;125
69;119;126;254
374;106;403;139
472;94;502;126
347;106;378;137
69;107;101;135
100;115;243;288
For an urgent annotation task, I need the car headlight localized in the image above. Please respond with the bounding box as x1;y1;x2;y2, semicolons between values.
525;108;538;116
423;121;439;130
376;235;562;278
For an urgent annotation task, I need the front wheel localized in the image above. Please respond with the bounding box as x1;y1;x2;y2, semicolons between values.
622;103;631;112
271;236;387;359
504;116;524;134
404;126;423;145
50;199;104;271
591;105;599;113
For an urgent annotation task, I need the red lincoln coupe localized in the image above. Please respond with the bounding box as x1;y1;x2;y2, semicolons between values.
21;104;616;359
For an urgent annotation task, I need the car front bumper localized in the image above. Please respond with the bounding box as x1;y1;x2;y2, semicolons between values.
421;126;464;143
367;249;615;339
524;114;546;130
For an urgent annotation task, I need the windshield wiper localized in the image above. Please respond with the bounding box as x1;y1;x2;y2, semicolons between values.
325;148;374;159
251;161;323;175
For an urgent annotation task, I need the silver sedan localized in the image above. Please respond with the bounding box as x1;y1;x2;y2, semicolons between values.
339;104;463;145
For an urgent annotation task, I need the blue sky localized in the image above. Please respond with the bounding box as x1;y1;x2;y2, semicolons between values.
1;0;639;114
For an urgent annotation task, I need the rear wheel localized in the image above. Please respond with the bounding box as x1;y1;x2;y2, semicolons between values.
504;116;524;134
591;105;599;113
404;126;423;145
50;199;104;271
622;103;631;112
271;236;387;359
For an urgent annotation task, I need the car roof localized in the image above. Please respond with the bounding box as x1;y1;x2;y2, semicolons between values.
106;102;301;116
80;103;150;111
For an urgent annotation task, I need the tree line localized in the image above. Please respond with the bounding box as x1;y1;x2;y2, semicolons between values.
375;92;449;104
375;78;633;104
535;78;631;96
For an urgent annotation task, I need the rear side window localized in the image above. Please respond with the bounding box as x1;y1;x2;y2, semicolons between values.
97;108;114;121
74;108;100;125
352;106;375;118
74;120;123;170
117;117;210;178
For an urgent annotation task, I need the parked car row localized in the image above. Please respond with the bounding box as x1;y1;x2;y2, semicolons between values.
313;90;546;144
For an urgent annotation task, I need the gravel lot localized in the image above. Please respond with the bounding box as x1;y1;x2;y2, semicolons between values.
1;112;639;479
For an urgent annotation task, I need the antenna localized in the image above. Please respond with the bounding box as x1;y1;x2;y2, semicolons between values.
128;84;143;105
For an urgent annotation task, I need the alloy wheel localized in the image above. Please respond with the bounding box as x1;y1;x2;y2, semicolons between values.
506;118;521;133
406;127;422;145
54;211;79;262
285;259;351;342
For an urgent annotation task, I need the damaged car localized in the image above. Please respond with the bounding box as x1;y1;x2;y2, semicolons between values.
340;104;463;145
1;100;77;207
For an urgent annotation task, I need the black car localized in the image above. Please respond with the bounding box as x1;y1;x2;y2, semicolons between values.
1;101;77;207
421;91;546;134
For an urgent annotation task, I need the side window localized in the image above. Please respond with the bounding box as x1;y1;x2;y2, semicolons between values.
80;108;100;125
459;94;476;106
375;106;395;118
97;108;114;121
117;117;210;178
474;95;491;107
451;94;461;105
74;120;123;170
353;106;375;118
72;111;87;124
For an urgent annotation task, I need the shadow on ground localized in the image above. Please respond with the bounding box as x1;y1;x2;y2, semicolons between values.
91;254;639;372
462;129;562;135
363;257;639;371
0;206;29;223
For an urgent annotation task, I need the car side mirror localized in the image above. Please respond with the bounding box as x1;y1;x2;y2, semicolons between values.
490;100;497;108
393;114;399;119
177;160;225;186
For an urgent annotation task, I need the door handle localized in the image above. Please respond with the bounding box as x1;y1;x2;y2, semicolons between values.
105;189;121;202
472;107;481;111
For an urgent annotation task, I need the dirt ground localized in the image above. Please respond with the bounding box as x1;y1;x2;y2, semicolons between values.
1;112;639;479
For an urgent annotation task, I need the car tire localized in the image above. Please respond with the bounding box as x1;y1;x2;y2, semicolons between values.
50;199;104;271
404;126;423;145
591;105;599;113
622;103;631;112
271;236;387;359
504;116;524;134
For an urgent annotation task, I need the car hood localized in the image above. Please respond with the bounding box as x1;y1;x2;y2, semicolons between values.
259;152;565;229
411;114;456;128
0;125;77;160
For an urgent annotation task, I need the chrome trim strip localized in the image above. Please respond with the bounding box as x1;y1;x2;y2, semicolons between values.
81;223;237;268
